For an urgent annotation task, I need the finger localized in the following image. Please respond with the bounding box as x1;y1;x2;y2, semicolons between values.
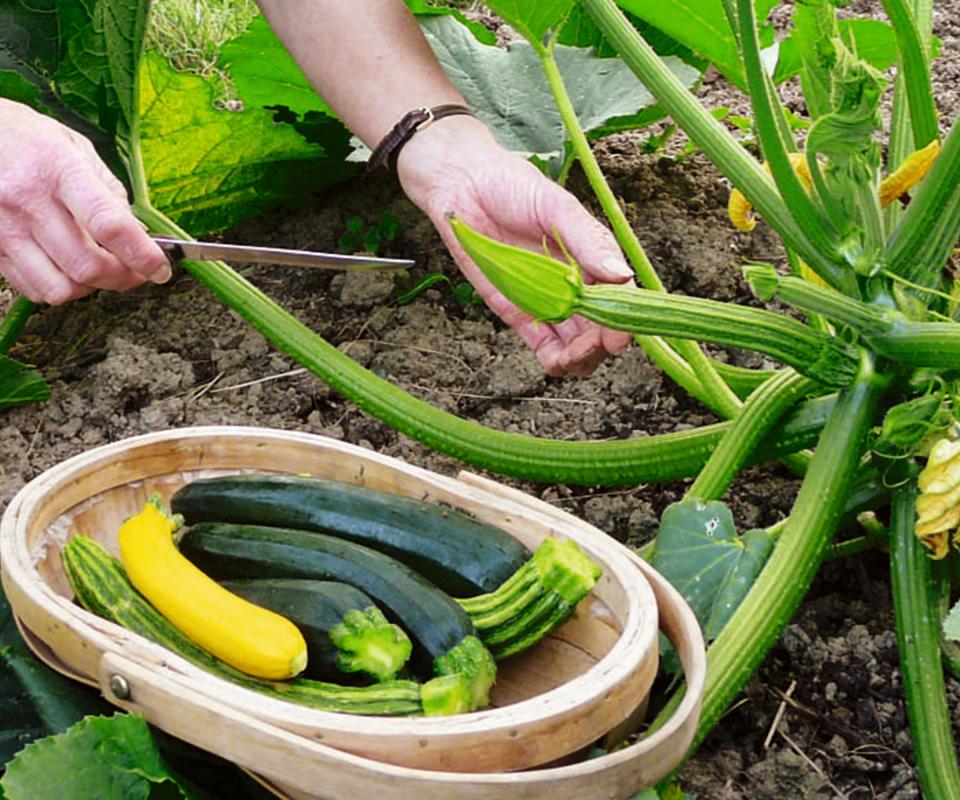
57;161;170;282
0;239;92;305
0;255;43;303
32;203;147;292
601;326;633;356
550;317;589;346
532;337;571;378
539;189;634;283
93;154;134;204
69;132;133;204
558;328;608;378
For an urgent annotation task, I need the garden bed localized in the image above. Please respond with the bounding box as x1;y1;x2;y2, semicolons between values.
2;0;960;796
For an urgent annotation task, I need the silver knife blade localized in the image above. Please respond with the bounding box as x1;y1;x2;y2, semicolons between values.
150;235;413;272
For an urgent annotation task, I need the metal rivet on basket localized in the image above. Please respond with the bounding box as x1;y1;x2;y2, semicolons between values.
109;674;131;699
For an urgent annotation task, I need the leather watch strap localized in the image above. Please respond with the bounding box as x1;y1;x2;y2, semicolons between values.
366;104;475;174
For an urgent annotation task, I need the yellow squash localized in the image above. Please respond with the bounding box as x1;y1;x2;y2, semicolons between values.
118;497;307;679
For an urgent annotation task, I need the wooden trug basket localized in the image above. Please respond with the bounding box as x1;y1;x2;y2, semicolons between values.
0;427;705;798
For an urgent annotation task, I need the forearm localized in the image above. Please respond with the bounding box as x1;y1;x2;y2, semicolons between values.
254;0;465;147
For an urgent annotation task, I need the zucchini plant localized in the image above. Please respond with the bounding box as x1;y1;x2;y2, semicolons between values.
2;0;959;794
444;0;960;793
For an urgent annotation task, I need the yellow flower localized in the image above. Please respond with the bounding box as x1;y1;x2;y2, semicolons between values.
728;153;813;232
727;140;940;232
879;139;941;208
916;437;960;559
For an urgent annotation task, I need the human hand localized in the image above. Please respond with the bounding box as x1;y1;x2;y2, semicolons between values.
397;115;634;377
0;99;170;305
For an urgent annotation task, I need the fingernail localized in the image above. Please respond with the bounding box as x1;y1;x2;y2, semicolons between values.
601;258;635;279
149;263;172;284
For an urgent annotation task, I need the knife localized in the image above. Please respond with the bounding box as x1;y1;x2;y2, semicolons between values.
150;234;413;272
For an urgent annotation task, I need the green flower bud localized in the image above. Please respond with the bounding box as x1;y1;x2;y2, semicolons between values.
447;214;582;323
741;262;780;302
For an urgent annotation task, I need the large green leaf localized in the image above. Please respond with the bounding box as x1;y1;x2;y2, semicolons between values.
139;52;353;235
420;15;699;162
407;1;497;45
651;499;774;641
0;2;131;168
219;15;334;117
558;4;707;68
0;715;192;799
51;0;150;139
482;0;577;43
616;0;779;89
0;0;60;79
0;70;39;108
0;355;50;411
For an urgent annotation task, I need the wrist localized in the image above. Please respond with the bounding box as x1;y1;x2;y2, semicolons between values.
396;114;497;207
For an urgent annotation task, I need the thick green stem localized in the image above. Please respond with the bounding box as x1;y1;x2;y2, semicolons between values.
689;353;885;752
538;42;741;419
869;319;960;369
134;204;829;487
687;370;814;502
575;284;859;387
855;179;886;256
538;43;662;293
885;0;933;231
880;0;939;149
885;82;913;233
0;296;37;355
890;482;960;798
650;357;885;752
735;0;841;278
744;266;899;336
580;0;845;287
887;117;960;289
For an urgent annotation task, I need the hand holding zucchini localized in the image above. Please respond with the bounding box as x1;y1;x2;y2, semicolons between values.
117;496;308;681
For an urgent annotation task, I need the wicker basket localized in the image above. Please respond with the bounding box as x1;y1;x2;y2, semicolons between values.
1;427;704;797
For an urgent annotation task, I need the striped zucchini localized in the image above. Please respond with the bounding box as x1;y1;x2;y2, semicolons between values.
117;496;307;680
457;537;602;659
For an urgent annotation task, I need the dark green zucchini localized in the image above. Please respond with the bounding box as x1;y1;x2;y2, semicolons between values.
218;579;412;683
179;522;496;709
171;475;531;596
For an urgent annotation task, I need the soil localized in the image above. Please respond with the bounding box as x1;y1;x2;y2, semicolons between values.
1;2;959;798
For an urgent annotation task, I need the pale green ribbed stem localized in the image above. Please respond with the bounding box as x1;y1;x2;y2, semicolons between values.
687;369;813;501
538;41;741;419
